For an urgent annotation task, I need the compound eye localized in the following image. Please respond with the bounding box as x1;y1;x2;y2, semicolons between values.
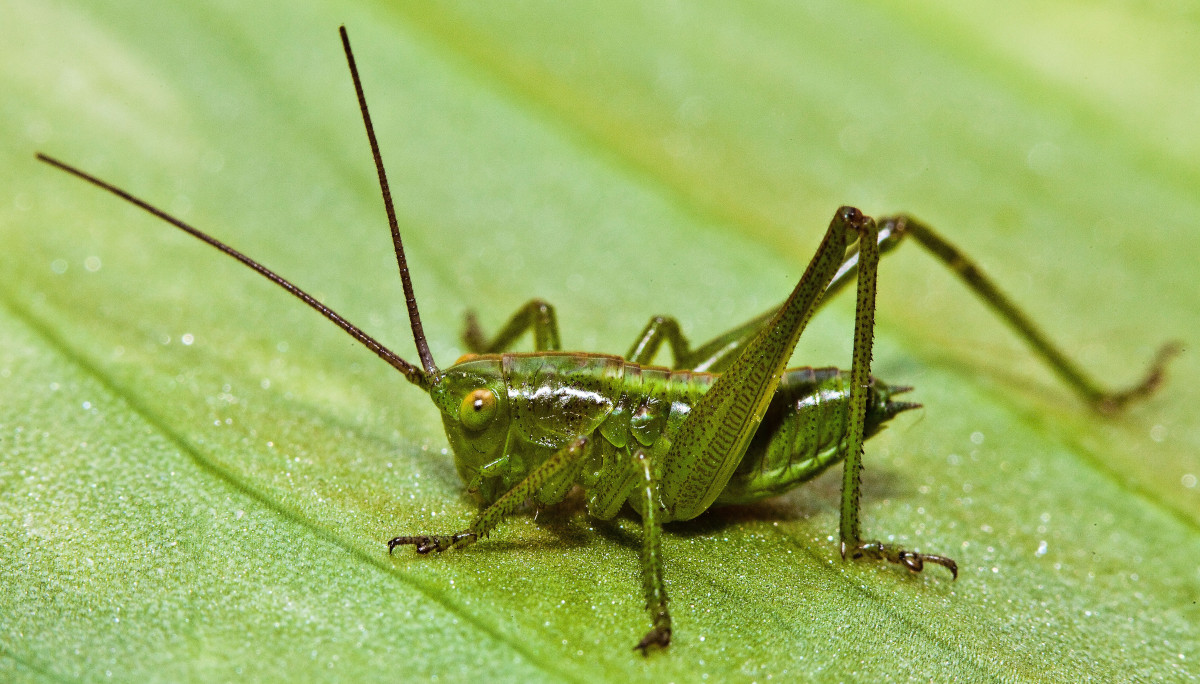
459;388;498;431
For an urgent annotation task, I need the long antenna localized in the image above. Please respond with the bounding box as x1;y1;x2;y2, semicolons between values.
339;25;439;377
35;152;433;391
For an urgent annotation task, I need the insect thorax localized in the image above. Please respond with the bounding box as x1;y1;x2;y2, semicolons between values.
434;352;713;504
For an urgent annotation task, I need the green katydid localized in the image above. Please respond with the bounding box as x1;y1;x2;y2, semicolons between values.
35;26;1177;654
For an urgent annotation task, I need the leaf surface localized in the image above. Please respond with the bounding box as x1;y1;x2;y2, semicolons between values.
2;1;1197;681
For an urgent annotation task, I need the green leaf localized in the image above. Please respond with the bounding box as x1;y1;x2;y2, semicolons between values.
2;1;1197;680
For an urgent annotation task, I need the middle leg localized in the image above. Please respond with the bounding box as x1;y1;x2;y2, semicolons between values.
631;448;671;654
462;298;561;353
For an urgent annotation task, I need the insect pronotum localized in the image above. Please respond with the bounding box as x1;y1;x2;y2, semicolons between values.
36;26;1177;653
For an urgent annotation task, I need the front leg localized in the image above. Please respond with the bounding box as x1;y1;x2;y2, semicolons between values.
389;437;589;555
838;212;957;578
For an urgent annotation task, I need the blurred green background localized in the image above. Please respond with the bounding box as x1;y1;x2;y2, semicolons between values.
2;1;1197;681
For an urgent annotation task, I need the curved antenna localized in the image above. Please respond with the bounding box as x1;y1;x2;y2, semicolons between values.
35;152;433;391
340;26;439;378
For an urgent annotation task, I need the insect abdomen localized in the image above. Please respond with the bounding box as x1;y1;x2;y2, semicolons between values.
712;367;915;505
713;367;857;505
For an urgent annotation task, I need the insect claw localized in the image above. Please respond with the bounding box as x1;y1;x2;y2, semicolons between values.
897;550;958;580
386;536;413;555
921;554;959;580
387;535;445;554
845;540;958;580
633;626;671;655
